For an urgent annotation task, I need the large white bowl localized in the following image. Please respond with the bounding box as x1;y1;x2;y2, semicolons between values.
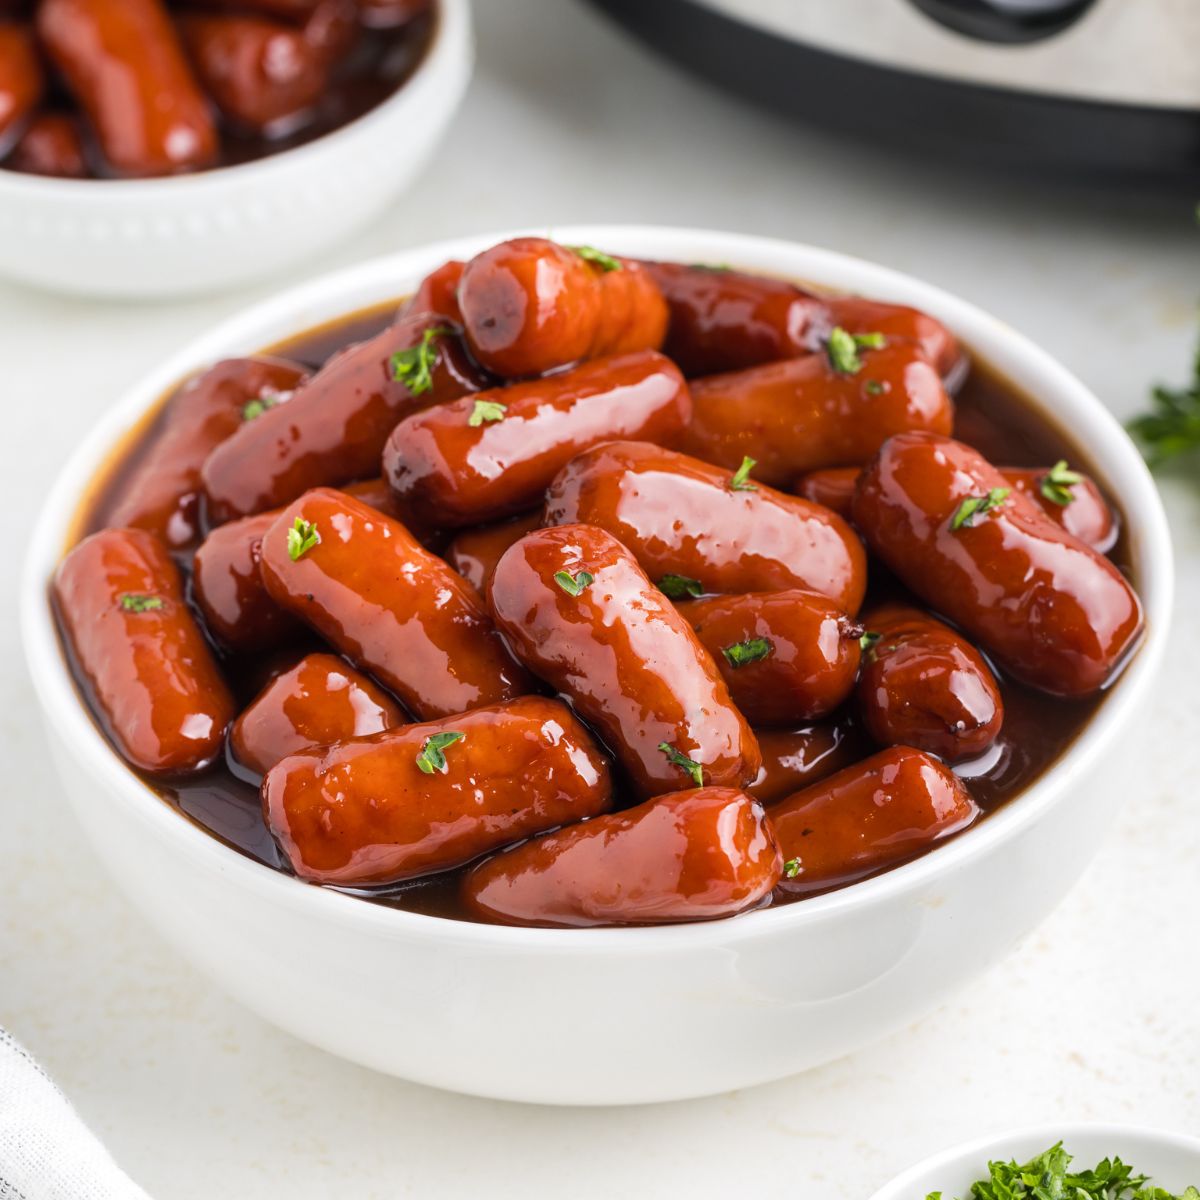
0;0;472;298
20;226;1174;1105
870;1124;1200;1199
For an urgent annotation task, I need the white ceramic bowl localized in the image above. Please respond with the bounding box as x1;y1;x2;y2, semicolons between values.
0;0;472;298
20;226;1173;1105
870;1124;1200;1199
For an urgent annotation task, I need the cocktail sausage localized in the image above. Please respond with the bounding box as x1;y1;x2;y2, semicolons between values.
747;722;864;807
446;512;542;592
0;22;41;150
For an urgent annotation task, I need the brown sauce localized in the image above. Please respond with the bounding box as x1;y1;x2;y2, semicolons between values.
64;297;1138;922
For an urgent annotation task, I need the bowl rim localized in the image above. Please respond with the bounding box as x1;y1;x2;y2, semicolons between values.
19;223;1175;951
0;0;467;198
867;1122;1200;1199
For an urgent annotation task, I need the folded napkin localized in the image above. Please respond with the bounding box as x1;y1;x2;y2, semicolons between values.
0;1027;151;1200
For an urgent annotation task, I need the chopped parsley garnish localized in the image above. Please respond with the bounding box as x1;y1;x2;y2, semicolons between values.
1128;335;1200;468
468;398;507;427
783;858;802;879
415;731;465;775
657;574;703;599
826;327;886;375
241;389;284;422
119;593;163;613
950;487;1011;531
1039;459;1083;506
389;326;451;396
727;455;758;492
722;637;772;668
657;742;704;787
286;517;321;561
859;631;882;652
570;245;622;272
553;569;594;597
864;379;885;395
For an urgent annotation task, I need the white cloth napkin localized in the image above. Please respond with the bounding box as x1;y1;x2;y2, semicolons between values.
0;1027;151;1200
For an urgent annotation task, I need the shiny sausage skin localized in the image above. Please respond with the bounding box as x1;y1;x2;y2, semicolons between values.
263;696;612;886
231;651;405;776
52;528;235;775
201;312;487;525
106;357;308;549
794;466;858;519
446;511;542;592
543;440;867;612
260;488;532;718
682;342;954;486
0;23;41;149
589;256;669;359
383;351;691;529
747;722;865;807
488;523;761;797
852;433;1143;697
357;0;431;28
7;111;87;176
857;603;1003;761
191;479;396;652
174;0;322;17
772;747;979;894
816;296;963;381
463;787;782;928
178;14;328;134
404;259;464;322
38;0;217;176
680;591;862;726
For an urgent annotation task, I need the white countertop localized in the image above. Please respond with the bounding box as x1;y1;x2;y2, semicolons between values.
2;2;1198;1196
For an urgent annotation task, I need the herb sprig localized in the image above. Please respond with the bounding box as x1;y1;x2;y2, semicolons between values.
286;517;320;561
722;637;772;668
468;399;507;427
390;326;451;396
950;487;1011;531
727;456;758;492
553;569;594;597
1039;460;1083;507
570;245;622;273
415;731;465;775
119;593;163;613
658;742;704;787
657;574;703;599
1129;336;1200;468
826;327;886;375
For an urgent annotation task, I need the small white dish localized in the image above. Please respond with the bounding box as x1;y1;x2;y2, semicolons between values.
0;0;472;298
870;1124;1200;1199
20;226;1174;1104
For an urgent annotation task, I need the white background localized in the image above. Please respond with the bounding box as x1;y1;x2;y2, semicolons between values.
3;2;1199;1196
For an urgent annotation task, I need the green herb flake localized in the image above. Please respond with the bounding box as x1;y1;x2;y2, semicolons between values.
690;262;732;272
1039;459;1083;507
570;244;622;272
657;742;704;787
1129;335;1200;468
859;630;882;652
468;398;508;427
950;487;1011;531
657;573;704;599
925;1141;1200;1200
389;325;451;396
286;517;321;562
864;379;885;395
722;637;772;668
553;569;594;597
783;858;802;879
415;730;465;775
119;593;164;613
241;389;284;422
826;327;887;375
727;455;758;492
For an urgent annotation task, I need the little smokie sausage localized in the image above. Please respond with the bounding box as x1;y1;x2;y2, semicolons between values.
682;338;954;486
53;528;234;774
7;111;87;176
260;488;531;718
357;0;431;28
772;747;979;894
231;651;405;776
175;0;324;16
852;432;1143;697
680;591;862;726
543;440;867;613
446;512;542;592
0;22;41;151
794;466;858;519
106;356;308;549
487;523;761;797
747;722;865;807
38;0;218;176
403;259;464;322
463;787;781;928
383;350;691;529
816;296;963;381
263;696;612;886
457;238;666;379
201;312;487;525
857;603;1003;761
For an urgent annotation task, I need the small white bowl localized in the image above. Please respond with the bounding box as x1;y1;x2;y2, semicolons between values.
870;1125;1200;1199
0;0;472;298
20;226;1174;1105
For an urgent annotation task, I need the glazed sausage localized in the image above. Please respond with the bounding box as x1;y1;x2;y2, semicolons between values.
53;528;234;774
357;0;430;27
852;432;1143;696
446;511;542;592
794;466;858;519
7;111;87;176
463;787;782;928
747;722;865;807
201;312;487;525
383;351;691;529
38;0;217;176
488;523;761;796
404;259;464;322
682;340;954;486
0;23;41;151
106;357;308;549
231;651;405;776
680;591;862;726
857;603;1003;761
772;747;979;894
174;0;323;18
263;696;612;886
457;238;667;379
543;441;867;612
816;296;963;381
260;488;531;718
178;14;329;134
191;479;396;652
